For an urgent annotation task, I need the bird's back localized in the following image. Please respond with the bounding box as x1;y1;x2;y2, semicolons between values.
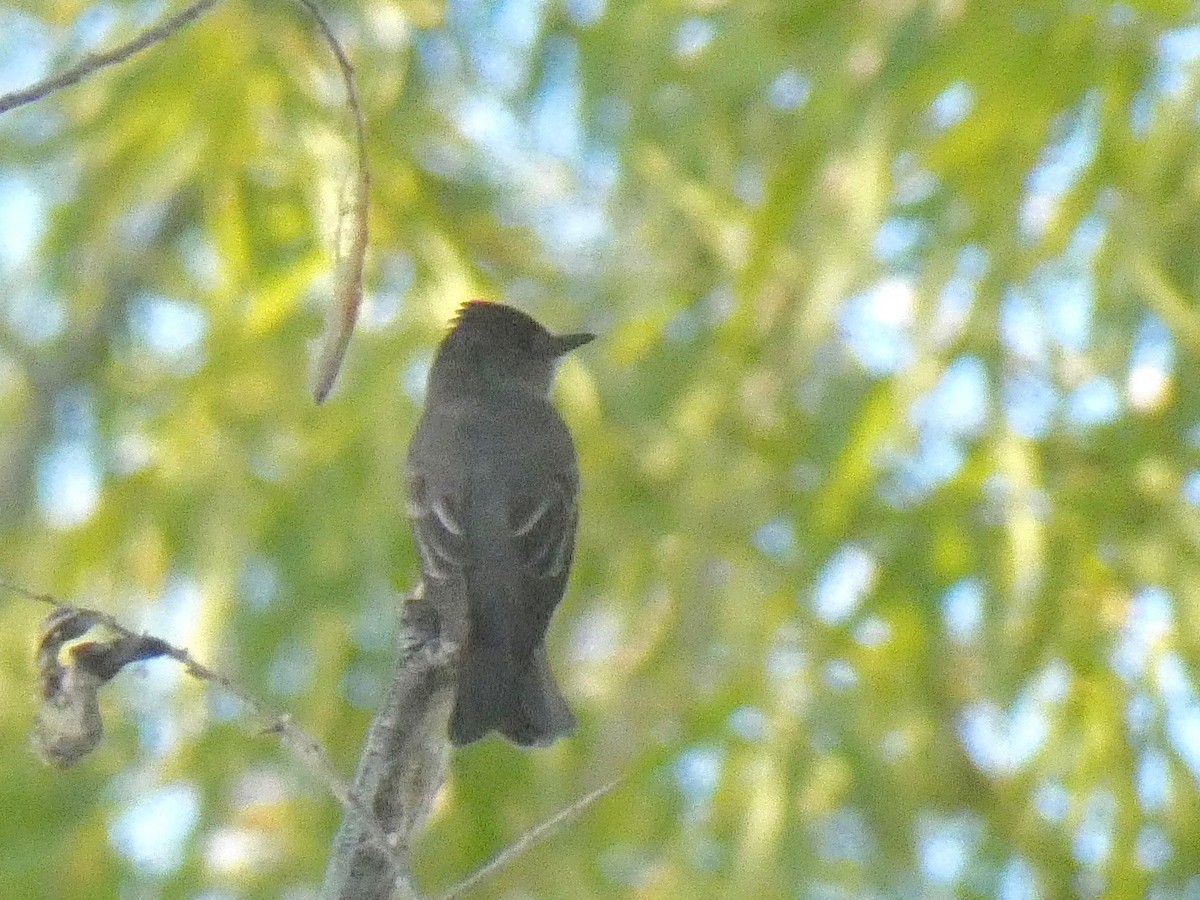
406;384;580;745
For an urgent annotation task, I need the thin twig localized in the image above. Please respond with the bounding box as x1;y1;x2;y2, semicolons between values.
293;0;367;152
0;0;224;116
297;0;371;404
0;575;400;867
438;777;623;900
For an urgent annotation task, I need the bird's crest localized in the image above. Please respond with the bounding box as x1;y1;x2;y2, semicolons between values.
452;300;542;330
448;301;549;347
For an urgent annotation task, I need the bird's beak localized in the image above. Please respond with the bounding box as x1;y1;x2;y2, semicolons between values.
553;332;595;355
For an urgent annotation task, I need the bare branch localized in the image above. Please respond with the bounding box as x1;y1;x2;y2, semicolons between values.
437;777;623;900
321;588;456;900
0;575;402;874
0;0;224;116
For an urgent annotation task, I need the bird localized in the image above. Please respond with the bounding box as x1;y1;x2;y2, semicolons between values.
405;300;593;746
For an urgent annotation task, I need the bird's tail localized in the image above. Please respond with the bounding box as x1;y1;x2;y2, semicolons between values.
502;643;576;746
450;636;509;746
451;641;575;747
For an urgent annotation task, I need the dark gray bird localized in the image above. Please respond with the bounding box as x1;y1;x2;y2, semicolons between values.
405;300;593;746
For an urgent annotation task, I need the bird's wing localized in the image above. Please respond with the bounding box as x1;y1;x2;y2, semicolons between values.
405;469;465;580
509;471;579;618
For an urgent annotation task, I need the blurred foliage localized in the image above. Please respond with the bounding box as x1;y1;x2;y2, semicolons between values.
3;0;1200;897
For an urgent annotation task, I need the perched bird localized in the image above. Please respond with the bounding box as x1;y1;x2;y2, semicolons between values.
405;301;593;746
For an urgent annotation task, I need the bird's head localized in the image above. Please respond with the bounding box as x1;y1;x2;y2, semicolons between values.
433;301;593;396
